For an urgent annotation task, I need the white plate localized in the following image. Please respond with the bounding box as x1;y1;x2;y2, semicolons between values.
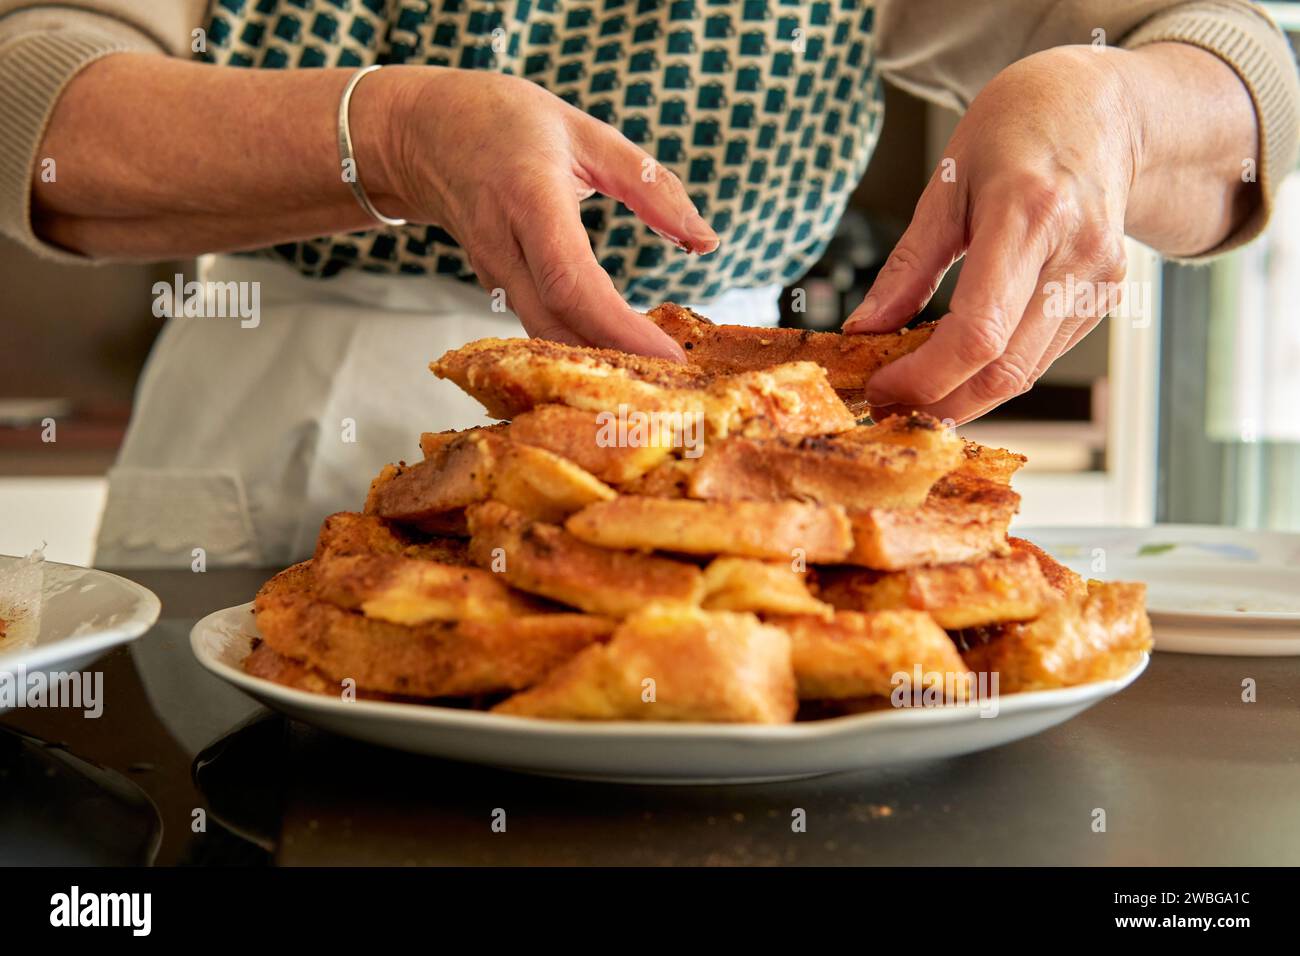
192;602;1149;784
1019;525;1300;655
0;554;161;710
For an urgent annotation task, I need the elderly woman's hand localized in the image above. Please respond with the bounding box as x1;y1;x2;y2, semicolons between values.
383;67;715;359
843;43;1256;424
33;56;715;361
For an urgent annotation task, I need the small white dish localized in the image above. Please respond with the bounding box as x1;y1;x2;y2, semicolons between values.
192;602;1148;784
1019;525;1300;655
0;554;161;711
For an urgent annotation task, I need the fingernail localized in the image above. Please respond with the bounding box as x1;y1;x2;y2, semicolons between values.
863;378;893;406
643;330;686;362
842;296;878;333
659;341;687;362
684;210;719;252
651;225;684;246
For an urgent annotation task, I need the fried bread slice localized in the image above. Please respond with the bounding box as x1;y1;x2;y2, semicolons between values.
253;562;613;698
366;430;615;527
311;512;541;624
431;338;856;437
244;642;353;697
845;474;1019;570
493;605;797;723
702;558;832;617
647;302;934;410
255;560;314;599
314;552;549;624
958;580;1151;691
243;643;504;706
466;500;704;617
703;362;857;437
776;610;967;701
620;457;697;497
506;403;681;483
565;495;854;562
489;437;618;523
364;436;490;525
686;430;961;509
815;548;1054;629
953;439;1027;484
418;423;509;460
1009;536;1088;600
848;411;956;451
313;510;469;565
431;336;710;419
243;642;437;702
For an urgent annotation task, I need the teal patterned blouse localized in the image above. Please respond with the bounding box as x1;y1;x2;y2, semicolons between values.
201;0;884;307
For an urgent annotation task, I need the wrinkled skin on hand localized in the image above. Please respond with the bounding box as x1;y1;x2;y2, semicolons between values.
387;68;718;360
844;47;1138;424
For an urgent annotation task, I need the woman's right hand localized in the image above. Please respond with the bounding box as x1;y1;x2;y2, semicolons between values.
368;67;718;359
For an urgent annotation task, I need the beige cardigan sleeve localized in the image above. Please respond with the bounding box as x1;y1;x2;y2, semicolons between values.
0;0;208;262
875;0;1300;258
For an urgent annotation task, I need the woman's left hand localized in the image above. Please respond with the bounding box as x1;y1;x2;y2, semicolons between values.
843;43;1255;424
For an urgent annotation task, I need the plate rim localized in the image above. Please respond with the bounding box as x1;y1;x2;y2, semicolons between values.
191;601;1150;741
0;557;162;672
1014;525;1300;625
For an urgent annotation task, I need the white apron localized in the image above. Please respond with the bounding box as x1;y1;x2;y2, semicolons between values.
94;256;779;568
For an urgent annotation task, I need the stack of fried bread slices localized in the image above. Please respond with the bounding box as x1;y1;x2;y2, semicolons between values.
248;304;1151;723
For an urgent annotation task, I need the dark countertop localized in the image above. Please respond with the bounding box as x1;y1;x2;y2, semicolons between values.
2;567;1298;866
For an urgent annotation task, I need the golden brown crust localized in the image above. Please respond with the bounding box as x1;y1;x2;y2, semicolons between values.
954;440;1028;484
845;474;1019;570
686;430;961;509
853;411;954;447
313;553;550;624
366;430;614;526
619;457;697;498
816;548;1054;629
565;495;854;563
488;438;619;523
507;403;677;484
243;642;434;702
253;562;613;697
243;643;509;708
430;335;712;425
493;605;797;723
364;436;491;523
312;511;469;565
255;561;315;603
1009;536;1088;601
959;580;1151;692
775;610;967;700
701;558;832;618
432;336;712;421
647;302;935;398
244;642;346;696
418;423;510;460
430;336;856;437
466;500;704;617
703;362;857;437
311;512;536;624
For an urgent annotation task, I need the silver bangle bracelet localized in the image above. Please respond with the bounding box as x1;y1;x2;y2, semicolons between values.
337;64;407;228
